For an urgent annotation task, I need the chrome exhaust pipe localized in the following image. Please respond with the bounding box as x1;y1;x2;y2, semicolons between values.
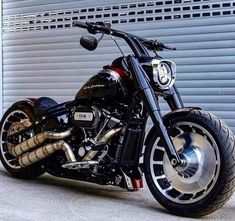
15;127;121;168
99;127;122;143
19;140;76;168
82;127;122;161
10;128;73;157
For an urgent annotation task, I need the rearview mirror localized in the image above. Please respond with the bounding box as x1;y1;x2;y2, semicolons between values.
80;35;98;51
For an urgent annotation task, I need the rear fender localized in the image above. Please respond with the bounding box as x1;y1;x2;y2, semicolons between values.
12;98;36;111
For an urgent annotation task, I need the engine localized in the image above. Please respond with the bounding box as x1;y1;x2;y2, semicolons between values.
72;105;101;129
69;104;126;163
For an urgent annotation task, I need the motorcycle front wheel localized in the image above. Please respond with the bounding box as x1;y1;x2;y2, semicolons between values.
144;109;235;217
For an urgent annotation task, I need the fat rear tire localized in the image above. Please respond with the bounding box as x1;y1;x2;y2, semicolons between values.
144;110;235;217
0;102;45;179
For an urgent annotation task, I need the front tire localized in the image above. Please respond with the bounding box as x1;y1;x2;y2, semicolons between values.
144;110;235;217
0;102;45;179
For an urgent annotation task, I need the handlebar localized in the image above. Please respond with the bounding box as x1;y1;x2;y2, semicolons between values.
73;21;176;55
73;21;90;29
73;21;112;35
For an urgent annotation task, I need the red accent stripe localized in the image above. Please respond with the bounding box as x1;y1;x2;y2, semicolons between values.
27;98;37;103
111;67;128;78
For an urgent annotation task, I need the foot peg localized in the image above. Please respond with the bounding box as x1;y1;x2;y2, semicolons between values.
62;161;98;170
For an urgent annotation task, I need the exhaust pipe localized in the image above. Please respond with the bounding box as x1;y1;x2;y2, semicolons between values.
10;128;73;157
19;140;76;168
82;127;122;161
99;127;122;143
14;127;122;168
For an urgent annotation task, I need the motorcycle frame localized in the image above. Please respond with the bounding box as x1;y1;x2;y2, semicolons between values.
9;22;185;175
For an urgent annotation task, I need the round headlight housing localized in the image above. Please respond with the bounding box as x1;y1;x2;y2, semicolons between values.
151;59;176;90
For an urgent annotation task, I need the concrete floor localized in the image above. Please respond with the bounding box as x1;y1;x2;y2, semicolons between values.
0;164;234;221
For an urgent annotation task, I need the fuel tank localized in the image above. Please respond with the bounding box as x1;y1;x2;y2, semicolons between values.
76;64;132;104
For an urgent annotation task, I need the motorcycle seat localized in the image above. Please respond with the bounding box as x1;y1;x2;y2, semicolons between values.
34;97;58;116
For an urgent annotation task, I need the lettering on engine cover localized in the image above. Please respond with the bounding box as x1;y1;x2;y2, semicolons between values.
74;112;93;121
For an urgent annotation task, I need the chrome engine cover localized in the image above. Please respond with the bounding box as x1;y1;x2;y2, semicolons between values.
72;106;100;129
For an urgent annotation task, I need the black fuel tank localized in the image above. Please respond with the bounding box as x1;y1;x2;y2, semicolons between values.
76;68;131;103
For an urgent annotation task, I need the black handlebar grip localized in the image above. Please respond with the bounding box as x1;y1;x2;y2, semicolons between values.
72;21;89;29
73;21;110;34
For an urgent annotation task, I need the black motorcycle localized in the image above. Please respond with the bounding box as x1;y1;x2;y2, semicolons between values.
0;21;234;217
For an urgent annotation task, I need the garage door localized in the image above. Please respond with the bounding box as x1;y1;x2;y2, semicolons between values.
2;0;235;131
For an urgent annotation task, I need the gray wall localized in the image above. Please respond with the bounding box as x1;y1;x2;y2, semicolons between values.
2;0;235;130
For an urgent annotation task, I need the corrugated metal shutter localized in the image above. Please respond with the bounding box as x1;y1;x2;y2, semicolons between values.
0;0;2;117
2;0;235;131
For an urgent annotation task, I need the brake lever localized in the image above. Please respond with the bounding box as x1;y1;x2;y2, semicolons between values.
156;41;176;51
142;39;176;51
163;44;176;51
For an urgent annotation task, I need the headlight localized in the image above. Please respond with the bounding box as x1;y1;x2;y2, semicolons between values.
151;59;176;90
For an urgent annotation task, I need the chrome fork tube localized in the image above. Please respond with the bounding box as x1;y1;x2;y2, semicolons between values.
127;55;182;167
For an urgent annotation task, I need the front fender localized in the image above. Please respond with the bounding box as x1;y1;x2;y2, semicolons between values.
144;107;201;147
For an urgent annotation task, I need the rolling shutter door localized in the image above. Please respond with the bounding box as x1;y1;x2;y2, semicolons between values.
2;0;235;131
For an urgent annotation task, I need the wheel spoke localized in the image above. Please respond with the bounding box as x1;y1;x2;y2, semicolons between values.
8;158;17;163
176;193;184;200
154;145;165;152
164;186;173;192
155;175;166;180
153;137;166;152
7;120;15;124
152;161;163;165
3;151;10;154
176;126;184;135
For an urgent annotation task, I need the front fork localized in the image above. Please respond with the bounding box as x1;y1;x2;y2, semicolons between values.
128;55;183;167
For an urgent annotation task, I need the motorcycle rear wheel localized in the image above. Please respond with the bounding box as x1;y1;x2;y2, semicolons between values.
0;103;45;179
144;110;235;217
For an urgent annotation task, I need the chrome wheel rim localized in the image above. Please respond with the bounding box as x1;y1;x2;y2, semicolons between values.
0;110;30;169
150;122;220;204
